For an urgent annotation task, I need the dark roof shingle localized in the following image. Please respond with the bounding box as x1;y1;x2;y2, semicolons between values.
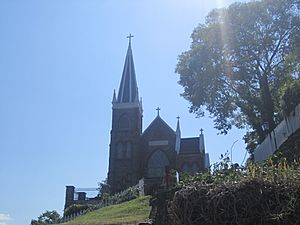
180;137;200;154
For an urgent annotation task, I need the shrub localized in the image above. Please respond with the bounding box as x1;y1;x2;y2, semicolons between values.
64;204;96;217
168;155;300;225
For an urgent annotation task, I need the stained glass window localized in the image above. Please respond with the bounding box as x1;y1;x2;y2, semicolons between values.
147;150;169;177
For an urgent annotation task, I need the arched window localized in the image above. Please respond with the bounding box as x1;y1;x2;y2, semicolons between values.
126;142;132;159
147;150;169;178
118;114;130;129
116;141;131;159
117;142;123;159
191;162;199;176
182;163;189;174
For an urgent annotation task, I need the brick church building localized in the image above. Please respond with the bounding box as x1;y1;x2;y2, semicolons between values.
107;37;210;194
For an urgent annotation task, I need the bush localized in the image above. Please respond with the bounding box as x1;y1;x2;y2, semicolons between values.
168;156;300;225
168;179;300;225
64;204;96;217
31;210;61;225
98;185;140;207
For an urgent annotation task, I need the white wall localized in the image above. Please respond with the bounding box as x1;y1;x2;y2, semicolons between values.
254;103;300;161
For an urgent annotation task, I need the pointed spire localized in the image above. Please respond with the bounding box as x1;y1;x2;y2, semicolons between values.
112;89;117;103
199;128;205;154
117;34;139;103
175;116;181;154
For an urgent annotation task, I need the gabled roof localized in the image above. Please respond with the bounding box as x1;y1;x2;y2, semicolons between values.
117;41;139;103
142;115;175;137
179;137;200;154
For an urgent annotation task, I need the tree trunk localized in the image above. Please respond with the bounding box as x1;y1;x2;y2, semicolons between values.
259;74;275;133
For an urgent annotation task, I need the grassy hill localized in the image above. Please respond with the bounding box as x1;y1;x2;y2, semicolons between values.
59;196;151;225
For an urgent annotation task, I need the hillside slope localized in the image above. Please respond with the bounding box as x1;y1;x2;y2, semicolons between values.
60;196;151;225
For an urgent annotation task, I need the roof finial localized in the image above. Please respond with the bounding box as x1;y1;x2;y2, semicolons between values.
112;89;117;103
200;128;204;135
127;33;134;44
156;107;161;116
175;116;181;154
176;116;181;134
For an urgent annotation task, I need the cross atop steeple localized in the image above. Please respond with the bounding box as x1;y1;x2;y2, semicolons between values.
200;128;204;135
156;107;161;116
127;33;134;44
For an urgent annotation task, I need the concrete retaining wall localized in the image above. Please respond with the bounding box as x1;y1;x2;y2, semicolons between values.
254;103;300;161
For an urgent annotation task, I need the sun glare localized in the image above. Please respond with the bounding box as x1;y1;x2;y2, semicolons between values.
217;0;226;8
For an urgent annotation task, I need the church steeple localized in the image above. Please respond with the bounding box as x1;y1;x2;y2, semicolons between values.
117;34;139;103
108;36;143;193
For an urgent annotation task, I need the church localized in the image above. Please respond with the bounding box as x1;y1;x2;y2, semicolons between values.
107;36;210;194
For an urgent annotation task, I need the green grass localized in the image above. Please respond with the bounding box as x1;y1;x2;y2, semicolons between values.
59;196;151;225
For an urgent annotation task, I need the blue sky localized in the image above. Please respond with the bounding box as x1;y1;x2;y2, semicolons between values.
0;0;248;224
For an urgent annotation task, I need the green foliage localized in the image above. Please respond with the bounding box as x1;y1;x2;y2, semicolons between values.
176;0;300;154
247;156;300;185
97;178;110;199
106;186;139;205
64;204;97;217
31;210;61;225
97;178;139;206
280;78;300;115
179;152;245;186
179;152;300;188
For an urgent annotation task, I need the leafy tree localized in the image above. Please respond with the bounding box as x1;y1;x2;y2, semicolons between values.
31;210;61;225
97;178;110;198
176;0;300;154
31;220;42;225
280;78;300;115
